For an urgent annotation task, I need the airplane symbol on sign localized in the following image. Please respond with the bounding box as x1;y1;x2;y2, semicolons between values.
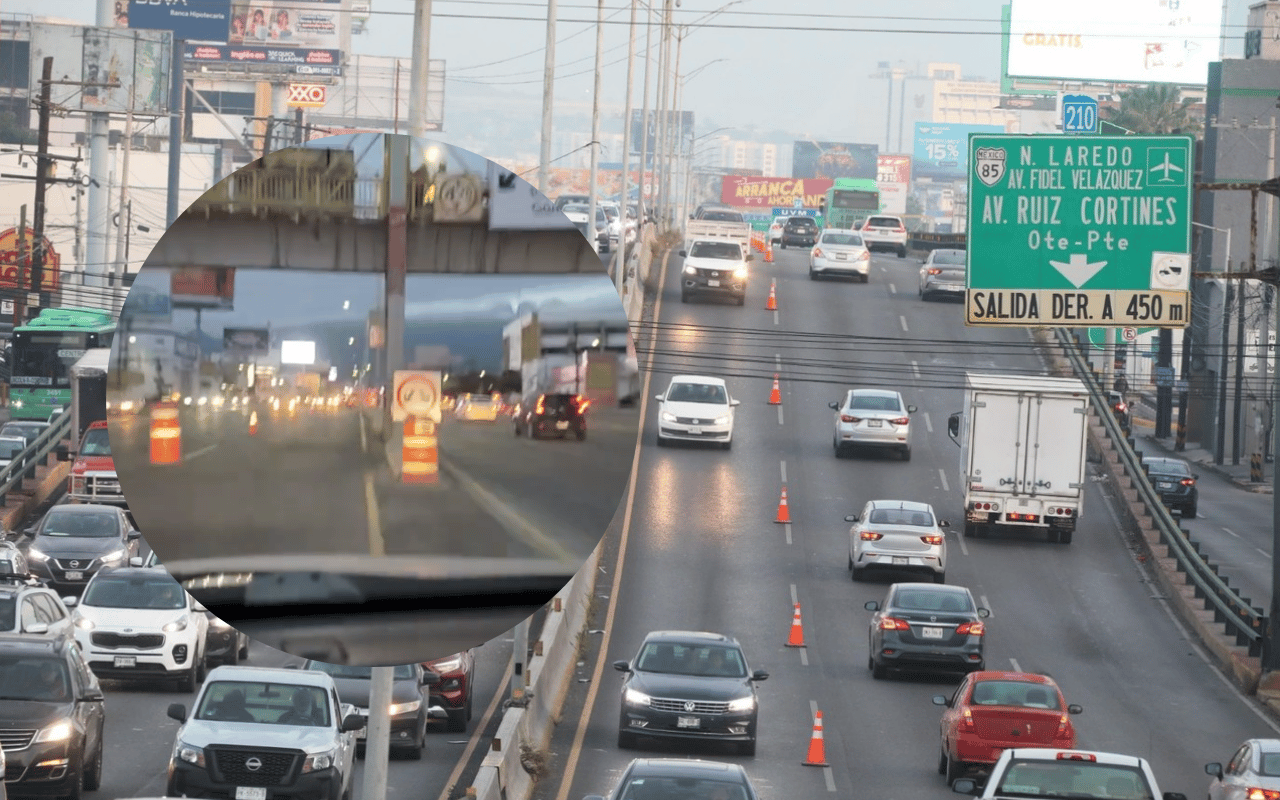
1148;152;1184;182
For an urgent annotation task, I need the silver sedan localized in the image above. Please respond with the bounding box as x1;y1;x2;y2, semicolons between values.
918;248;967;301
809;230;871;282
847;500;949;583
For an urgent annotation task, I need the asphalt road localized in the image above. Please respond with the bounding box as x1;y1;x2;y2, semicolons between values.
106;400;637;564
527;244;1276;800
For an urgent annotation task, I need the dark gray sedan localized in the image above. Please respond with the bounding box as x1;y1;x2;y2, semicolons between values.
865;582;989;680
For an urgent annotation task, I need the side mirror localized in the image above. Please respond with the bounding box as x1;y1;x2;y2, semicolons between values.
864;600;880;611
931;694;949;707
678;250;687;257
612;660;631;673
751;669;769;682
948;413;961;439
654;394;664;401
952;778;979;795
977;608;991;618
167;703;188;723
85;687;105;702
938;520;951;528
907;405;918;413
1205;763;1223;779
427;705;449;720
828;402;840;410
55;447;69;462
341;713;367;733
729;399;740;407
62;596;77;608
129;557;143;567
1067;704;1083;714
127;530;141;540
25;622;48;634
844;515;857;522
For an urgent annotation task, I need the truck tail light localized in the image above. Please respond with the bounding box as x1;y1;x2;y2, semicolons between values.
880;617;911;631
860;531;883;541
535;396;545;415
960;708;976;732
971;502;1000;512
956;621;985;636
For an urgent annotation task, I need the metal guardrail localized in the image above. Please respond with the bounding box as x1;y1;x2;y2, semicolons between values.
0;408;72;515
1054;328;1265;655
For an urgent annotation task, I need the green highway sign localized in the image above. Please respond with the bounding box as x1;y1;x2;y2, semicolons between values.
966;134;1194;328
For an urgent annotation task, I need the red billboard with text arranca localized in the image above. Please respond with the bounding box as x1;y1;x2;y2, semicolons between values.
720;177;833;209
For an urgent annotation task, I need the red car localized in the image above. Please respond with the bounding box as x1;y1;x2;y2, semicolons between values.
424;649;475;732
932;671;1083;785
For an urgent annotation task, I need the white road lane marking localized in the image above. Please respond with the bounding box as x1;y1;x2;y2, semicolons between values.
924;412;934;433
899;315;908;332
938;469;949;493
1010;657;1021;672
184;444;218;462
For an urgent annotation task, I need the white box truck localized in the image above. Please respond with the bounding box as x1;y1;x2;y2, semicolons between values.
946;373;1090;544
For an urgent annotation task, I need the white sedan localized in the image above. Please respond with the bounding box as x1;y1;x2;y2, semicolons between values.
847;499;949;583
809;229;871;282
654;375;739;449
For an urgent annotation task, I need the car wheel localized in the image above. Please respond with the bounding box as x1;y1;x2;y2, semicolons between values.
406;715;425;760
225;641;240;666
465;691;474;721
238;635;250;660
82;739;103;791
933;571;946;584
871;659;887;680
851;564;865;582
166;776;182;798
945;751;965;785
860;273;869;283
1047;529;1061;543
739;737;756;757
656;435;668;447
898;246;907;258
809;267;816;280
938;747;948;776
833;438;845;459
180;664;198;693
900;446;911;461
722;440;732;450
737;294;745;306
62;754;84;800
447;706;468;732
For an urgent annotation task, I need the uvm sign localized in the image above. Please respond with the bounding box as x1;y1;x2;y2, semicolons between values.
965;134;1193;328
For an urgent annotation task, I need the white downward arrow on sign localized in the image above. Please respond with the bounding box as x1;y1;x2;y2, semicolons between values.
1049;253;1108;289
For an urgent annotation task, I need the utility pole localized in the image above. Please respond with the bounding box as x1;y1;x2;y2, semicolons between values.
408;0;433;139
1218;266;1233;465
588;0;603;259
86;0;112;291
654;0;672;229
360;668;394;800
538;0;557;195
637;5;653;222
29;57;54;317
612;0;638;294
166;36;184;227
14;205;26;331
113;98;135;287
665;26;683;229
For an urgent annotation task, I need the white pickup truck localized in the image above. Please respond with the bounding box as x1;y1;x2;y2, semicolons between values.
683;220;751;254
679;237;753;305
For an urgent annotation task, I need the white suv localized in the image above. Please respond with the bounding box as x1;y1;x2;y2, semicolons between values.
71;566;210;692
952;747;1188;800
859;215;909;258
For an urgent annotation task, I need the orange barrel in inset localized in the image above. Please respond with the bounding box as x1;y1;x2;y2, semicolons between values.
402;415;438;484
149;402;182;464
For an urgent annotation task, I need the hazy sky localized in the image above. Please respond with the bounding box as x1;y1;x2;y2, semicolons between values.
10;1;1259;146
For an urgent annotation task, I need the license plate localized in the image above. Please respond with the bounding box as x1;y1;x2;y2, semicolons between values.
64;571;83;581
1157;481;1172;489
893;556;909;565
867;419;882;427
921;626;945;639
688;427;702;435
707;280;720;287
677;716;701;729
835;253;847;260
555;421;569;429
236;788;267;800
113;656;136;668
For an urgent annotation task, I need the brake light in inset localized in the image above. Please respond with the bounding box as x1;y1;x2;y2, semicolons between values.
1055;752;1096;762
812;248;823;258
1180;477;1195;486
535;396;545;415
920;534;943;545
860;531;884;541
880;617;911;631
841;415;860;423
890;417;909;426
956;621;985;636
1246;788;1280;800
960;708;976;732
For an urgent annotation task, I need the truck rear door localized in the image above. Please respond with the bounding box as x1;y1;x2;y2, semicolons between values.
968;390;1028;493
1021;394;1087;498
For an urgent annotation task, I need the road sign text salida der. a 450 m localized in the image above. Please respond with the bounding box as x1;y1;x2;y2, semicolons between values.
965;134;1193;328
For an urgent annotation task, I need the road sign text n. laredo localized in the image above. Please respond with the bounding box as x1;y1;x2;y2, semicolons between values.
966;134;1193;328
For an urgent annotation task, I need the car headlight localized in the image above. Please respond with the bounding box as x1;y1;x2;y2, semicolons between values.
388;700;421;716
73;614;94;631
624;688;651;706
35;721;73;743
684;265;696;275
431;656;463;673
302;749;336;773
162;615;189;633
27;547;48;562
713;415;731;425
733;266;748;279
661;411;676;422
727;696;755;712
176;741;206;768
100;549;127;563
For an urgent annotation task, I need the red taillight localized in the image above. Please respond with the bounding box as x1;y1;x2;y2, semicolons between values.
1055;753;1096;762
927;267;942;275
890;416;909;426
1180;478;1195;486
921;534;943;545
812;247;824;258
880;617;911;631
841;414;860;423
895;225;906;232
956;621;985;636
861;531;884;541
1246;788;1280;800
1113;402;1127;413
960;708;976;731
576;396;591;413
1055;714;1073;740
535;396;545;415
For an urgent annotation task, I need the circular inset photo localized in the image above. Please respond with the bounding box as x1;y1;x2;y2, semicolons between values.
106;134;641;666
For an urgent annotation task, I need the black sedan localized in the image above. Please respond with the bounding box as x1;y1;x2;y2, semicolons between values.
21;504;141;596
1142;456;1198;518
583;758;761;800
302;660;445;759
614;630;768;756
865;582;990;680
779;216;819;249
514;393;589;441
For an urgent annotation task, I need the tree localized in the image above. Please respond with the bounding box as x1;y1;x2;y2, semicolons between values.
1102;83;1203;137
0;112;35;145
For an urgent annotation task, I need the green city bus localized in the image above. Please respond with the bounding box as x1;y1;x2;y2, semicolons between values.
9;307;116;420
819;178;882;230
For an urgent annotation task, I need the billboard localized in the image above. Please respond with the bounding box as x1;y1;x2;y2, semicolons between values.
629;110;695;156
171;267;235;309
281;340;316;365
913;123;1006;182
493;163;657;201
720;177;833;208
792;141;878;180
175;0;343;72
30;24;172;116
0;227;60;292
224;327;270;353
1007;0;1221;85
125;0;232;42
877;154;912;215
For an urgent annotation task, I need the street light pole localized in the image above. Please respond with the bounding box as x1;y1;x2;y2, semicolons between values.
588;0;604;257
613;0;639;293
538;0;558;195
637;4;654;221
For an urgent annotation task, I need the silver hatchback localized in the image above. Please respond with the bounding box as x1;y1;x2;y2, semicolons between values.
830;388;917;461
918;248;967;301
847;499;949;583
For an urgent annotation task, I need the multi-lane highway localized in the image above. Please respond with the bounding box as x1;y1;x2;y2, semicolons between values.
108;398;636;565
530;243;1276;800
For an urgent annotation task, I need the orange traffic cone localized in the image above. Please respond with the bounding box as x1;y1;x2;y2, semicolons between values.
765;243;774;263
249;410;259;436
766;279;778;311
786;602;805;647
775;485;791;524
768;374;782;405
802;710;829;766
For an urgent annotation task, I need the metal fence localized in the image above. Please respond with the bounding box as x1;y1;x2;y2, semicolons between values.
0;408;71;527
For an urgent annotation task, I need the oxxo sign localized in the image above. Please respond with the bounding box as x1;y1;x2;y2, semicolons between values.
966;134;1193;328
286;84;327;109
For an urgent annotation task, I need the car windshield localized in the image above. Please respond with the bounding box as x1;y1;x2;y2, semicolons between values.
80;427;111;457
1;424;40;442
307;662;416;681
848;394;902;412
83;574;186;610
969;680;1062;710
0;439;23;459
932;251;967;266
822;234;863;246
562;204;589;215
636;642;748;678
196;681;332;726
868;507;933;527
0;655;71;701
867;217;899;227
668;383;727;404
995;760;1153;800
702;211;742;221
893;588;973;613
787;219;816;229
620;778;750;800
689;241;742;260
40;510;119;538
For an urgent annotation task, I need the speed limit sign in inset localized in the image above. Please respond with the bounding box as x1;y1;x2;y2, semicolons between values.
394;371;441;422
